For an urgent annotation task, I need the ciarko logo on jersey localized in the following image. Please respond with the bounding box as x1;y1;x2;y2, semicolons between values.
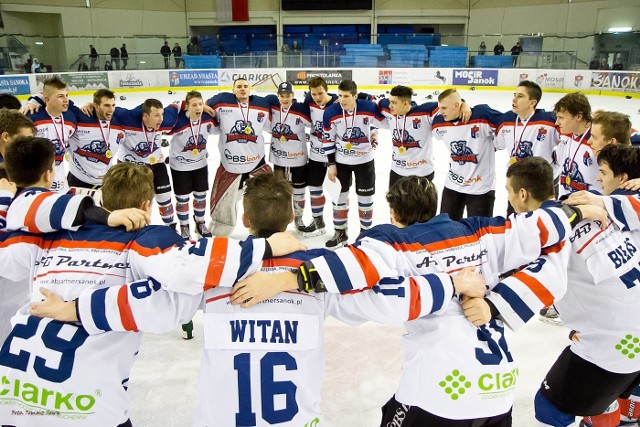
615;334;640;359
439;368;519;400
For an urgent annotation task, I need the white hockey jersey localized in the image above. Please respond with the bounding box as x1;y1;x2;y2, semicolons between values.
304;93;338;163
557;129;602;197
306;206;572;419
265;95;311;168
432;105;503;195
72;249;456;427
378;99;438;177
0;224;268;426
168;111;217;172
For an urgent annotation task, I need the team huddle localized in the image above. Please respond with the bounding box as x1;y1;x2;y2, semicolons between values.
0;75;640;427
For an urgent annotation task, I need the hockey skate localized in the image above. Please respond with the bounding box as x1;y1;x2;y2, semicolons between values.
179;224;191;241
294;215;306;233
194;216;212;238
302;216;326;237
181;320;194;340
539;306;563;326
325;229;348;248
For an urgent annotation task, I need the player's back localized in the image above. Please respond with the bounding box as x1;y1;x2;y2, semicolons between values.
194;249;330;427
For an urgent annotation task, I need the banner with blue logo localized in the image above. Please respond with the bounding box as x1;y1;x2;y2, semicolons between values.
452;69;498;86
0;75;30;95
169;70;219;87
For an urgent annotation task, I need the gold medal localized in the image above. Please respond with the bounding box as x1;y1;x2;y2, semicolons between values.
279;136;286;143
509;157;517;165
64;152;69;162
565;176;571;186
345;143;353;150
398;146;406;154
105;150;112;159
149;156;156;165
244;126;252;134
192;149;199;156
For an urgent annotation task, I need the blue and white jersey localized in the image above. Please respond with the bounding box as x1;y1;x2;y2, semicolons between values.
378;99;438;177
114;103;180;166
432;105;503;195
265;95;311;167
168;111;217;172
27;109;78;193
207;93;272;174
304;92;338;162
495;109;560;177
322;99;384;165
557;129;602;197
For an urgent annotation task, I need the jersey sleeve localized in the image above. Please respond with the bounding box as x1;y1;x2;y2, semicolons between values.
326;272;455;326
5;191;93;233
0;233;40;283
322;107;337;156
0;189;12;230
161;102;181;131
76;278;203;335
127;235;268;295
602;194;640;232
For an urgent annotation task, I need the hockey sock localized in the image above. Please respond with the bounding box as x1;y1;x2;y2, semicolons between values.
332;192;349;230
308;186;325;218
193;191;207;223
618;386;640;425
293;187;306;218
357;195;374;230
175;195;190;226
534;390;576;427
156;192;175;225
582;400;620;427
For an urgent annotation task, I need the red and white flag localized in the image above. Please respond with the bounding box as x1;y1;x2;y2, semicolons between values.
217;0;249;22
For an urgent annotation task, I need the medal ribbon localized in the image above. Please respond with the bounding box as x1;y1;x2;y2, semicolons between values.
342;104;357;143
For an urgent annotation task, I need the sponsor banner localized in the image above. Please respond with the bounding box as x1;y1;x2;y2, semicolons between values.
108;71;159;89
169;70;218;87
218;69;283;86
33;72;109;91
452;69;498;86
590;71;639;93
386;68;451;86
498;69;536;87
535;70;565;89
378;69;393;85
0;75;30;95
563;70;588;90
285;69;353;86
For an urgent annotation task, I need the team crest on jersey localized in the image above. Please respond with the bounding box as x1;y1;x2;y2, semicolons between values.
76;139;111;164
511;140;533;160
272;123;295;142
412;118;422;129
537;128;547;141
183;134;207;152
227;120;258;143
257;112;265;123
450;140;478;164
52;139;66;165
342;127;369;144
392;129;420;150
583;151;592;166
116;132;125;144
363;117;369;125
470;125;480;139
312;121;323;138
133;141;155;157
207;123;212;132
296;117;302;125
561;159;587;190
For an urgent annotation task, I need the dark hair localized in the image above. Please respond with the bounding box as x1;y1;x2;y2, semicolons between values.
506;157;555;202
0;163;7;180
517;80;542;106
0;93;22;110
389;85;413;101
185;90;203;104
142;99;163;115
4;136;54;187
438;88;459;102
0;109;36;137
597;144;640;180
386;176;438;226
233;77;249;87
243;172;293;233
592;111;631;145
338;80;357;96
93;89;115;105
553;92;592;122
308;77;328;91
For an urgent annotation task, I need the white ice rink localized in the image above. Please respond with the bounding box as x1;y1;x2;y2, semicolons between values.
66;87;640;426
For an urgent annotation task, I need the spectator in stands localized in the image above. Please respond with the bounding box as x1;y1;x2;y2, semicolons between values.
599;57;610;70
510;42;522;67
493;41;504;55
89;45;98;70
161;41;171;69
589;58;599;70
612;58;623;70
25;59;32;74
172;43;182;68
110;47;120;70
78;59;89;71
478;41;486;55
104;60;113;71
292;40;301;53
31;58;41;73
121;44;129;70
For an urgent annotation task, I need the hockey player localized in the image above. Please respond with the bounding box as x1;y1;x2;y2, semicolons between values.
30;171;488;426
265;81;311;232
483;154;640;427
554;92;601;197
494;80;560;215
25;76;77;193
432;88;504;220
0;108;36;162
300;76;338;237
231;174;586;426
167;90;217;240
206;77;272;236
0;159;300;426
322;79;384;247
588;110;632;156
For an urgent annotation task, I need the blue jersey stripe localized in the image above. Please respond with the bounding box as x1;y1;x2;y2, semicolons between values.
90;287;111;332
491;282;534;323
